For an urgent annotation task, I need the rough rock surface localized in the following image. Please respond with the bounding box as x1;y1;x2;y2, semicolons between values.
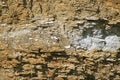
0;0;120;80
70;20;120;51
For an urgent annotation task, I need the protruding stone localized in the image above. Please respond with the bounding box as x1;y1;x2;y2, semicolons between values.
22;64;34;70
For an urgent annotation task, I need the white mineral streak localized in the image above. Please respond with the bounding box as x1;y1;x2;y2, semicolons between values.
70;22;120;51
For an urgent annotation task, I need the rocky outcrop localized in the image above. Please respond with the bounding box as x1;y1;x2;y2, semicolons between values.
0;0;120;80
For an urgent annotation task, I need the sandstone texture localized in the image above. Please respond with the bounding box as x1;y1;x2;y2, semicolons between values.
0;0;120;80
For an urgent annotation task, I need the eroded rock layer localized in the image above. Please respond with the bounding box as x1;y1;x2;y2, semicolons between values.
0;0;120;80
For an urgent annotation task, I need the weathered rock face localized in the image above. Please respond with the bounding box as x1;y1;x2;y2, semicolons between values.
70;20;120;51
0;0;120;80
